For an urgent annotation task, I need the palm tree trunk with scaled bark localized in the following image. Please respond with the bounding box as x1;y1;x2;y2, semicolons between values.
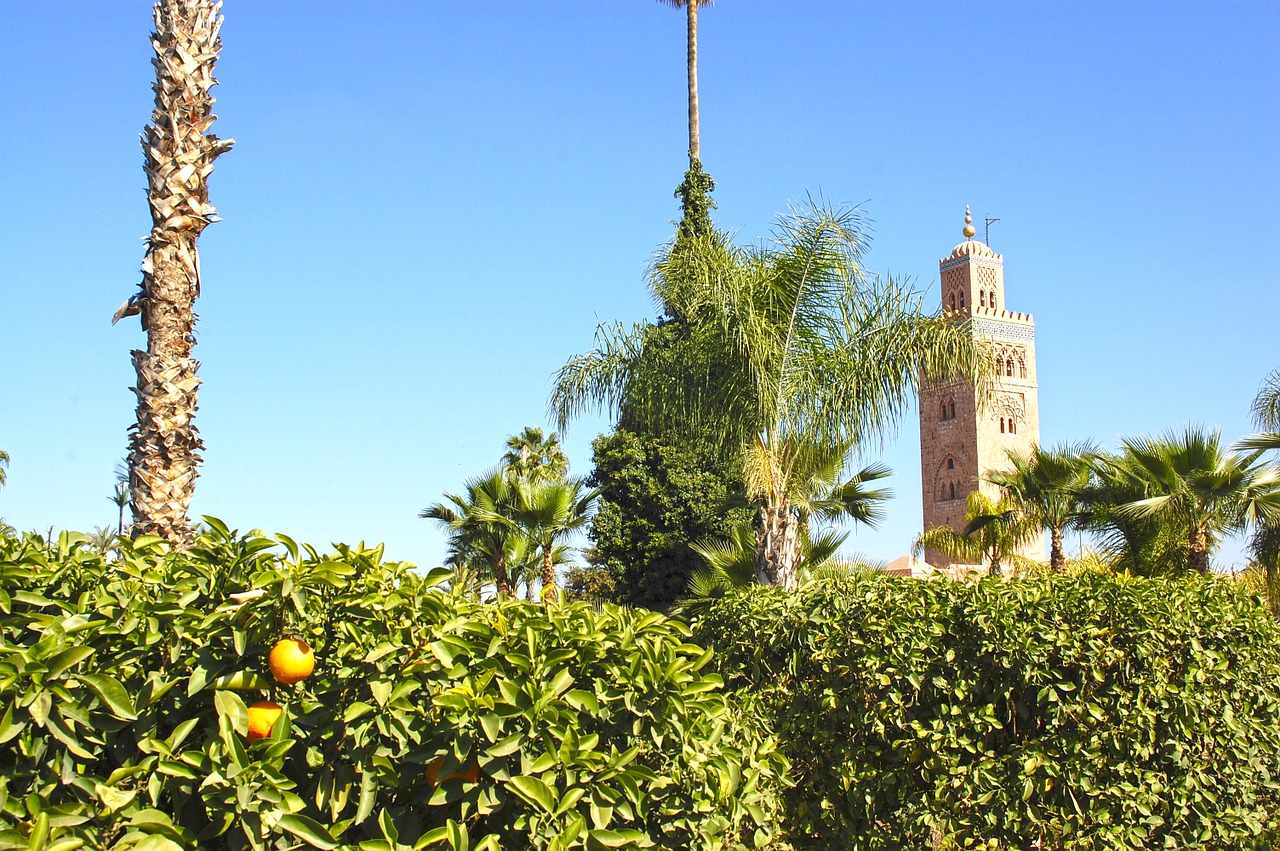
755;498;800;590
541;546;559;605
495;553;511;598
1188;526;1210;575
127;0;233;546
1049;527;1066;573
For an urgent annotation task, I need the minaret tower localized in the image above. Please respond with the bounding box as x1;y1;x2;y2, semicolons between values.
918;207;1042;569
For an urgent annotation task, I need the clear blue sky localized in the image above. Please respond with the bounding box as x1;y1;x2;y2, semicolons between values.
1;2;1276;570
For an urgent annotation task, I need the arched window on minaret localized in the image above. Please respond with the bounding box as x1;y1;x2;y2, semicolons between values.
1000;417;1006;434
1006;358;1014;377
947;458;955;470
979;291;986;307
959;292;965;307
949;293;956;311
949;401;956;419
990;291;997;310
1020;361;1027;379
949;482;956;500
1009;420;1017;435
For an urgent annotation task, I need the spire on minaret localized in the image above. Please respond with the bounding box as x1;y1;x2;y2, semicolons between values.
963;205;976;240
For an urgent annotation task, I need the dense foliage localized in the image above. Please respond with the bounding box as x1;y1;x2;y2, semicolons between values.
586;429;749;612
0;524;788;850
686;573;1280;850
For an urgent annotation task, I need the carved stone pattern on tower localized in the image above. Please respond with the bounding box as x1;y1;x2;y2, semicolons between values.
973;317;1036;343
976;266;998;288
993;391;1027;424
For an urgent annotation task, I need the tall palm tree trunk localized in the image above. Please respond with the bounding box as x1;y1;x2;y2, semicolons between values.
685;0;699;164
127;0;233;546
754;498;799;590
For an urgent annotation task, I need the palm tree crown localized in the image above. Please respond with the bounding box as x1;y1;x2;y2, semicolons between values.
1115;426;1280;574
986;443;1092;572
914;491;1040;577
553;200;991;588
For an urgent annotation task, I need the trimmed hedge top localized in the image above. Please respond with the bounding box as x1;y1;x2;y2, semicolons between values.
686;572;1280;850
0;524;787;850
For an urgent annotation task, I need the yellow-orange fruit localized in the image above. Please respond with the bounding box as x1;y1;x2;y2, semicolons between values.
426;756;482;788
247;701;283;741
268;638;315;685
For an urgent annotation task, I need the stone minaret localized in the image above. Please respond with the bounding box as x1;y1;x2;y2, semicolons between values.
918;207;1042;569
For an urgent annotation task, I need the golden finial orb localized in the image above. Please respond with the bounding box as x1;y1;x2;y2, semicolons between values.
962;205;976;239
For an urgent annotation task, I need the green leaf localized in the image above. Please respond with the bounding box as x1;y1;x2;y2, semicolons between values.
508;776;557;813
214;690;248;736
80;674;138;721
278;814;339;849
44;646;94;680
564;689;600;713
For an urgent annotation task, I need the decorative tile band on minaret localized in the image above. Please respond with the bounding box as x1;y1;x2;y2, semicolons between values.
918;207;1044;570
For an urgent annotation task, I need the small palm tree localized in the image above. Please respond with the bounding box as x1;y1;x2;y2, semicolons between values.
1117;426;1280;574
0;450;9;494
507;479;599;605
501;427;569;484
914;491;1040;577
421;470;522;597
987;443;1092;572
111;462;130;536
118;0;234;546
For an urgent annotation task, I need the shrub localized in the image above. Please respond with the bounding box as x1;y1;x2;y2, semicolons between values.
0;523;788;850
685;572;1280;850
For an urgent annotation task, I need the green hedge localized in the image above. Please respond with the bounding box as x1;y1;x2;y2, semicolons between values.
685;573;1280;850
0;524;788;850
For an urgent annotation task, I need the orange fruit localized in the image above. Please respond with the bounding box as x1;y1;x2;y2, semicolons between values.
426;756;481;787
247;701;283;741
268;638;315;684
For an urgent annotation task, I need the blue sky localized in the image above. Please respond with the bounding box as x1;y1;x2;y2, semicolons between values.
1;2;1277;570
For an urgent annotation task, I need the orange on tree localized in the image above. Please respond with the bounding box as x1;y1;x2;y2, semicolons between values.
247;701;283;741
426;756;482;788
268;638;314;684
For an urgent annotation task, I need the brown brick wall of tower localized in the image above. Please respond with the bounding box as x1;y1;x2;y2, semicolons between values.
918;238;1043;569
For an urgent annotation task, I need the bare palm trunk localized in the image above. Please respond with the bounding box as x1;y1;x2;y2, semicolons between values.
541;546;559;605
126;0;233;546
1188;526;1210;575
1049;528;1066;573
988;552;1002;577
686;0;700;164
495;554;511;598
755;498;800;589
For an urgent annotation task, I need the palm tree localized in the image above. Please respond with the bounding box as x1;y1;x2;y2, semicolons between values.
552;201;990;588
115;0;234;546
657;0;713;168
507;479;599;605
1252;369;1280;431
1076;449;1183;575
914;491;1040;577
0;450;8;494
501;427;569;484
688;453;890;595
421;470;522;597
1116;426;1280;575
111;462;130;536
986;443;1092;572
